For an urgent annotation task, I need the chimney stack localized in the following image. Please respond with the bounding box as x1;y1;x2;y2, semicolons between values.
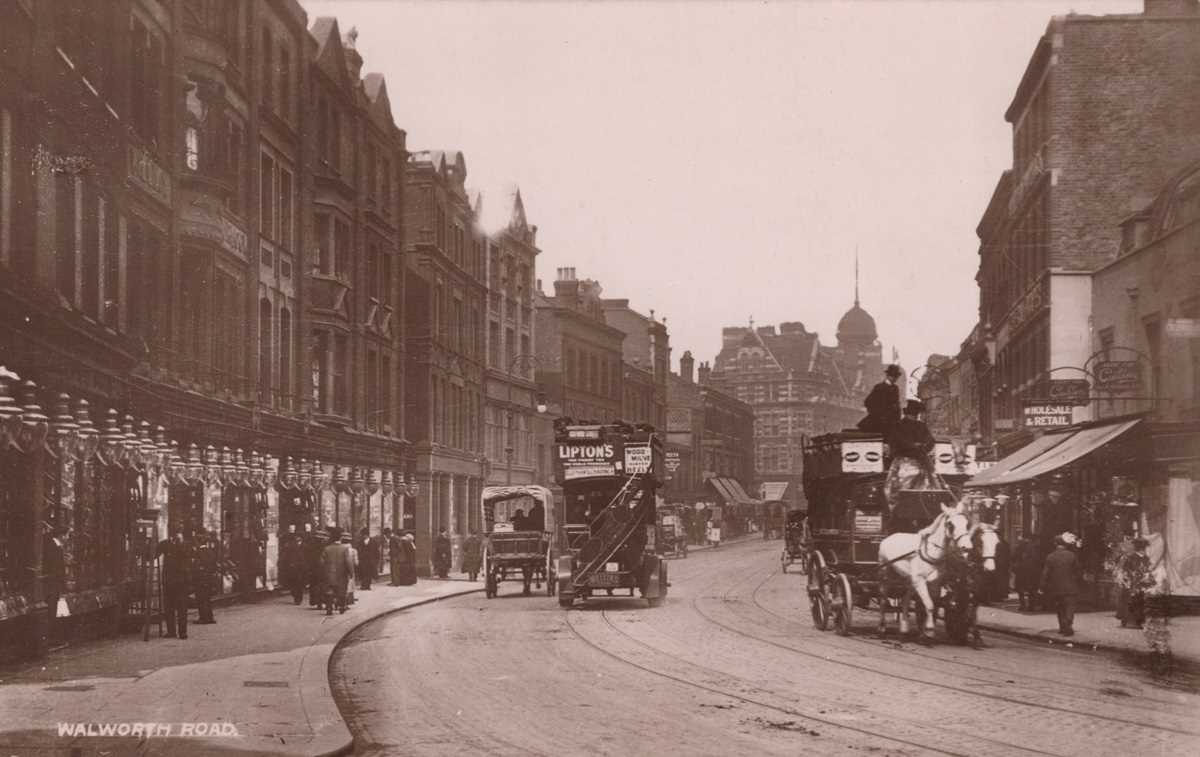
698;361;711;385
680;351;695;383
342;28;364;81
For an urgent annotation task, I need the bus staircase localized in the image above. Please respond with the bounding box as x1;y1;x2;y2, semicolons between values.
571;476;645;591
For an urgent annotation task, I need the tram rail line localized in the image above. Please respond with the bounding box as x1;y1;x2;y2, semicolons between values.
749;564;1194;714
687;557;1200;740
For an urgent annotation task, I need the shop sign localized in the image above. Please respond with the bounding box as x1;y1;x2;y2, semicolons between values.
1048;379;1090;406
1095;361;1141;394
1022;402;1073;428
993;418;1016;431
854;511;883;534
624;444;652;475
556;439;621;481
664;451;681;472
1006;278;1048;334
840;441;883;473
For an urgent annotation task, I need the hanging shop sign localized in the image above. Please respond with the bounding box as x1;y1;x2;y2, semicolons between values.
664;451;681;472
1022;402;1073;428
1047;379;1090;406
1095;361;1141;394
1166;318;1200;339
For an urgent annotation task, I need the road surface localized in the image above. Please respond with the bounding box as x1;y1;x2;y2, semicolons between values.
332;539;1200;756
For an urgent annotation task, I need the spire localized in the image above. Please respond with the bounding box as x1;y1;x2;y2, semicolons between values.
854;248;860;307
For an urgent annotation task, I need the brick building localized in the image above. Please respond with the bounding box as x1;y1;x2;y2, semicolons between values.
665;352;755;507
0;2;412;659
534;268;624;424
601;298;670;430
974;0;1200;454
403;150;488;572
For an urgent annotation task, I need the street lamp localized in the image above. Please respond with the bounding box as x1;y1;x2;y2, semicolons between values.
505;354;548;486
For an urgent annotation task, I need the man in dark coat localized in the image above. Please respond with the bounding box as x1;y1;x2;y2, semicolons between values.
356;527;378;591
1013;536;1042;611
322;532;356;615
157;531;194;639
1040;532;1081;636
280;527;306;604
462;531;483;581
527;502;546;532
890;399;935;460
386;528;404;586
857;364;902;436
433;530;452;579
192;529;219;623
306;530;328;609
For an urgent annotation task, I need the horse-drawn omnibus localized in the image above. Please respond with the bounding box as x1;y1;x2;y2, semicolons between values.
801;431;995;643
480;485;556;598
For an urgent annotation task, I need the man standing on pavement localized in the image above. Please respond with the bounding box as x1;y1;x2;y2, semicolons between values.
193;529;219;624
462;530;483;581
385;528;403;586
280;526;306;604
157;530;194;639
322;531;356;615
1040;532;1081;636
433;529;452;579
306;529;328;609
356;527;376;591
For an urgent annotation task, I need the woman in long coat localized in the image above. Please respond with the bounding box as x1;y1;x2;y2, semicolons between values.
398;533;418;585
321;533;357;614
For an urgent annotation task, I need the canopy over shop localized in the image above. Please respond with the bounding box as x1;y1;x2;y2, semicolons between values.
706;476;759;513
968;414;1200;603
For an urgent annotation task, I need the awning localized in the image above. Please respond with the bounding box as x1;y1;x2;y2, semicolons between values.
969;418;1142;488
968;433;1070;487
707;477;756;507
706;477;738;504
761;482;789;501
724;479;759;507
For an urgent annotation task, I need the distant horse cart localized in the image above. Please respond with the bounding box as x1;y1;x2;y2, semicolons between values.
801;431;995;644
481;486;556;598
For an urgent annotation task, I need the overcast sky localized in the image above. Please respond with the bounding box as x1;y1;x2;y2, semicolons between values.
304;0;1140;379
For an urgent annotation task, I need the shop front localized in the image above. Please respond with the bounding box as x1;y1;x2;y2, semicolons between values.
968;414;1200;611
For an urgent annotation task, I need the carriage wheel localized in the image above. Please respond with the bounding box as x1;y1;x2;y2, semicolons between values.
806;551;827;594
831;573;854;636
809;588;830;630
781;550;789;574
798;550;810;576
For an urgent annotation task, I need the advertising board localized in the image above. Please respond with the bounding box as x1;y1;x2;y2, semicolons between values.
1095;361;1141;394
624;444;652;475
555;439;622;481
1048;379;1090;406
933;442;977;475
840;440;884;473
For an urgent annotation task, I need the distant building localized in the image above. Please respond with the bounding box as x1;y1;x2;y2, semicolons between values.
974;0;1200;454
708;291;887;509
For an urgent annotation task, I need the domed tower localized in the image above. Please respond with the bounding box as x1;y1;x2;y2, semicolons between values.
832;257;882;391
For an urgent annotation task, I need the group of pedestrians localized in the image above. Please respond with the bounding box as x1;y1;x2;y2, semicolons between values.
278;526;419;616
155;529;222;640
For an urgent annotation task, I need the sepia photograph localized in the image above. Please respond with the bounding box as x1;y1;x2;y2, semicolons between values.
0;0;1198;754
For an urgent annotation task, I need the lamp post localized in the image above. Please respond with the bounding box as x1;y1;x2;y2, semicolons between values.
505;354;548;487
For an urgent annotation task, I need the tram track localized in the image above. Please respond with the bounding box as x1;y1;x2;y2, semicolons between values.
688;557;1200;742
748;564;1197;716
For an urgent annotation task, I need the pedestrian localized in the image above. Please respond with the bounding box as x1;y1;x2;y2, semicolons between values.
41;521;66;643
433;529;452;579
280;526;306;604
398;532;418;586
386;528;403;586
193;529;219;623
307;529;330;609
346;532;359;605
511;509;528;531
157;530;194;639
857;363;902;436
1013;536;1042;611
356;527;377;591
462;530;483;581
321;532;356;615
706;518;721;548
1118;538;1154;629
989;529;1011;604
1040;532;1081;636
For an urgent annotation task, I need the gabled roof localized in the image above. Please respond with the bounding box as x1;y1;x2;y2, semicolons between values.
362;73;395;129
478;184;530;236
309;17;354;92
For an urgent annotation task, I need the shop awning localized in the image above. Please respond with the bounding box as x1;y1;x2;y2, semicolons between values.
761;482;789;501
968;432;1071;487
724;478;759;507
969;418;1142;488
707;477;756;507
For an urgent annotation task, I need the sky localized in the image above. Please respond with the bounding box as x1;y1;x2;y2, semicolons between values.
304;0;1141;377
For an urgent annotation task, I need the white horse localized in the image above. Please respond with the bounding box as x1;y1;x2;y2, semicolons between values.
877;507;996;638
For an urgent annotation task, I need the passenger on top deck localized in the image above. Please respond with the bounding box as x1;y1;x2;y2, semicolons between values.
856;364;903;438
883;399;939;510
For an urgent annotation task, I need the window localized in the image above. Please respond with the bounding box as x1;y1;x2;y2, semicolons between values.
489;321;500;367
330;109;341;171
259;298;273;403
260;152;274;238
367;350;379;431
505;327;516;369
226;119;245;215
566;348;577;388
381;157;391;212
334;218;350;278
367;242;380;301
278;167;292;250
56;172;78;304
279;305;291;410
260;27;272;107
381;355;392;432
278;43;290;118
81;190;100;317
318;99;329;163
333;333;349;415
130;17;163;149
1145;319;1163;409
366;143;377;201
312;330;328;412
314;214;331;273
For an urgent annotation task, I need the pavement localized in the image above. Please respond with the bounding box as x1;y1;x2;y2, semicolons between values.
0;578;482;757
975;598;1200;666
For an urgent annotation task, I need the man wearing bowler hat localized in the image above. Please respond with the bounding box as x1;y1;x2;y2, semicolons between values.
1041;532;1081;636
858;364;903;438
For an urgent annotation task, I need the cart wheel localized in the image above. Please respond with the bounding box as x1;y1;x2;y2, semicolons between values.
806;550;827;595
831;573;854;636
809;589;831;630
798;550;810;576
781;551;789;574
